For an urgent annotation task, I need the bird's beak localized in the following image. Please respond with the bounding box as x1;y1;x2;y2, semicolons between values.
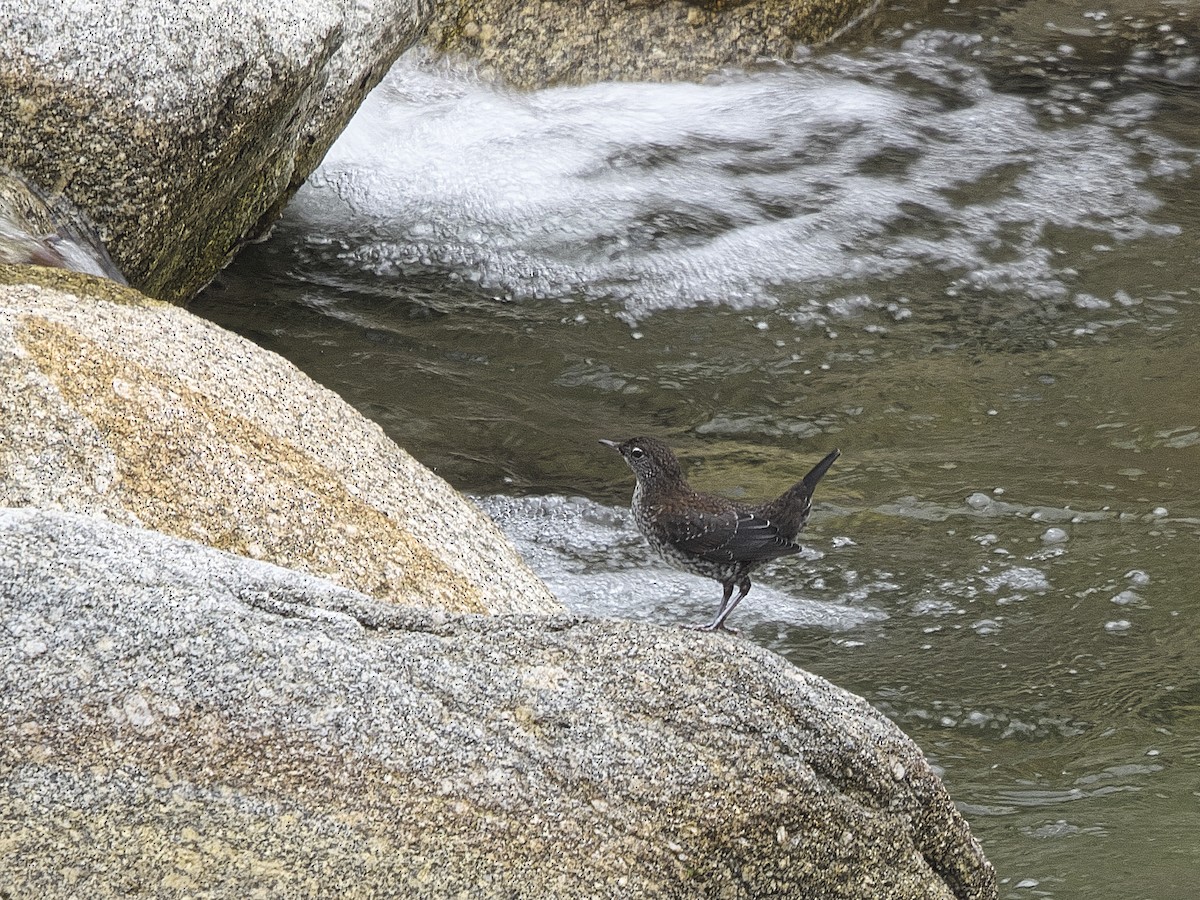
598;439;620;450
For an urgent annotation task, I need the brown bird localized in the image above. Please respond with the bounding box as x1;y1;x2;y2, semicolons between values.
601;436;840;632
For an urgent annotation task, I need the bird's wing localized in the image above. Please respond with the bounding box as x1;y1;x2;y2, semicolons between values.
668;507;803;563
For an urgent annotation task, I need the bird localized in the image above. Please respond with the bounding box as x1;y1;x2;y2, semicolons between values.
600;436;840;633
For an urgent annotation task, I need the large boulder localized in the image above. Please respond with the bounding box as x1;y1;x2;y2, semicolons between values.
424;0;882;88
0;265;558;615
0;0;429;302
0;507;997;898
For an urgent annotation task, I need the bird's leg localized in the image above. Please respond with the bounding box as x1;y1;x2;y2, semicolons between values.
709;577;752;632
687;582;735;633
694;578;752;633
717;580;734;614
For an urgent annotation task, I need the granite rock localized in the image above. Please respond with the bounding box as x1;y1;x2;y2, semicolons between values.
0;266;558;615
0;507;996;898
425;0;883;88
0;0;430;302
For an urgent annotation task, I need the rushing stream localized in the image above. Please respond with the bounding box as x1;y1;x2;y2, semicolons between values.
194;0;1200;896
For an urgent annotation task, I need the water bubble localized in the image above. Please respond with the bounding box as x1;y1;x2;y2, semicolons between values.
1104;620;1132;633
985;567;1050;593
1110;590;1139;606
1125;570;1150;586
1041;527;1069;544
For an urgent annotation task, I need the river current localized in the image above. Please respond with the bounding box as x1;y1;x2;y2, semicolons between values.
195;1;1200;896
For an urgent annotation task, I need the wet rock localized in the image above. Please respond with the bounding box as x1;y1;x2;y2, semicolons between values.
0;266;558;614
0;507;997;899
0;0;429;302
0;170;126;281
424;0;882;88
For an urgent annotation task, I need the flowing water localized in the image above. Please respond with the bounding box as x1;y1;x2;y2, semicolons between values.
194;0;1200;895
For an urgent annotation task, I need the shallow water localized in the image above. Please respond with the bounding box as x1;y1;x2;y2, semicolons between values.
194;0;1200;895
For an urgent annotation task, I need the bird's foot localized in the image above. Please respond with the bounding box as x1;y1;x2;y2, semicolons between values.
685;622;739;635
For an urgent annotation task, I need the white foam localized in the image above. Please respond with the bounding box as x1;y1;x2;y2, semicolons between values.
294;38;1190;320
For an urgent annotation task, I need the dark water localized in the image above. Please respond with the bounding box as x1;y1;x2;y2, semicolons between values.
194;1;1200;895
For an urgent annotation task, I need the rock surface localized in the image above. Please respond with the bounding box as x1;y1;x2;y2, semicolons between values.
0;0;429;302
425;0;882;88
0;170;126;281
0;266;558;615
0;507;997;899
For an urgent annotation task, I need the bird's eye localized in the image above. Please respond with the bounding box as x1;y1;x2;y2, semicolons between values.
630;447;645;459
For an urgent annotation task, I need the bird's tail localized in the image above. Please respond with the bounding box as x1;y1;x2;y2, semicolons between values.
799;448;841;494
759;448;841;532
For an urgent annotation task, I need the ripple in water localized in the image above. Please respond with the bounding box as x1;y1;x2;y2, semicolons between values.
293;34;1191;321
475;494;885;631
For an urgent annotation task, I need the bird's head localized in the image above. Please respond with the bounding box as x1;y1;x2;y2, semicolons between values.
599;436;686;486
